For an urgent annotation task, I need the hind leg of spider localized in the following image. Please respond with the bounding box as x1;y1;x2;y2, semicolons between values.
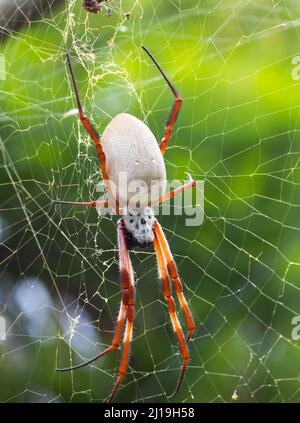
106;220;135;403
154;221;195;343
153;228;189;398
66;53;120;213
141;46;182;156
66;53;107;179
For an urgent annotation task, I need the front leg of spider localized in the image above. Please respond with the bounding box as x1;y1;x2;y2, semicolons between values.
105;219;135;402
152;221;194;398
57;220;134;403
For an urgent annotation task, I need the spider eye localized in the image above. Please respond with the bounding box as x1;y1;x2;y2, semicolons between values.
141;218;146;225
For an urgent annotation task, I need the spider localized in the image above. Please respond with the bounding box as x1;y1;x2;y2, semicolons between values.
82;0;111;15
54;46;196;403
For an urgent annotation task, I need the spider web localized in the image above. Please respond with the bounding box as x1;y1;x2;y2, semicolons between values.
1;0;300;403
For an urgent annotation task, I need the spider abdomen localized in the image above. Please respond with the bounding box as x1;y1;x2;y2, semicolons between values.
102;113;166;208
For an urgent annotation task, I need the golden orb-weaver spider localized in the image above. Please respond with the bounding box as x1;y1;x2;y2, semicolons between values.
54;46;196;402
82;0;111;15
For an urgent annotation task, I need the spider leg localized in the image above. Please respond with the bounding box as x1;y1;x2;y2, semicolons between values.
153;229;189;398
66;53;120;213
106;309;134;403
52;199;109;208
153;221;195;343
56;221;132;378
52;199;123;215
141;46;182;156
56;301;126;372
158;175;196;205
66;53;108;180
104;220;135;402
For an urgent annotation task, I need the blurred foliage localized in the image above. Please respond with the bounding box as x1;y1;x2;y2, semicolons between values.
1;0;300;403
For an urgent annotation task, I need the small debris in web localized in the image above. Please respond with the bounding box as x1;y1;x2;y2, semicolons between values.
231;390;239;401
63;108;79;119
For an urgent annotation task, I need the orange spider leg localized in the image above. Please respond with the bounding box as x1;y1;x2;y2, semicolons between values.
52;199;109;208
56;220;134;405
56;300;126;372
153;221;195;343
158;177;196;205
142;46;182;156
66;53;120;214
153;230;189;398
52;199;123;216
106;219;135;403
107;308;134;403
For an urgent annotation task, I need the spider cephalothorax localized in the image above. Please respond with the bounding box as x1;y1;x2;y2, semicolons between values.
122;207;155;249
54;46;196;403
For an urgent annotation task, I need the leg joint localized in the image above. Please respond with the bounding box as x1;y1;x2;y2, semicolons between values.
167;261;178;280
122;288;134;306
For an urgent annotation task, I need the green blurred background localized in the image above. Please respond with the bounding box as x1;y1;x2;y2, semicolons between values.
1;0;300;403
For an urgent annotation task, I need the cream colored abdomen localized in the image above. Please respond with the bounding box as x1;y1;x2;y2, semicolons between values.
102;113;166;207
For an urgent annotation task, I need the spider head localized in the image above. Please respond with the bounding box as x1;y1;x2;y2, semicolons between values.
123;207;155;249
